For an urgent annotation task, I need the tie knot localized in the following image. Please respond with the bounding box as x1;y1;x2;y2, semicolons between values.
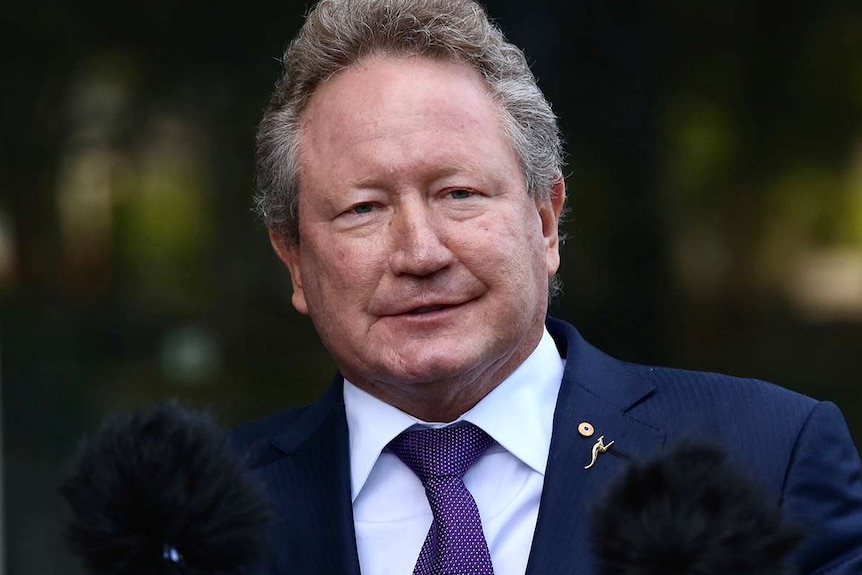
388;424;493;483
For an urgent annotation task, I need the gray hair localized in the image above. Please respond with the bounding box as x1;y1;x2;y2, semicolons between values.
255;0;564;245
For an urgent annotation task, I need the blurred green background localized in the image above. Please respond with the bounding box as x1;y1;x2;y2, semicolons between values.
1;0;861;573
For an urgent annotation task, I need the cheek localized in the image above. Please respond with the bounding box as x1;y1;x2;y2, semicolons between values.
305;238;385;298
457;223;535;281
494;215;551;288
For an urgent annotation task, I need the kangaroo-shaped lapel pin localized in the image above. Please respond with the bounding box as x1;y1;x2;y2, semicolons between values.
584;435;614;470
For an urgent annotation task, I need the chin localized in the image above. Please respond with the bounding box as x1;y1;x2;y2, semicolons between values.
386;344;506;386
392;357;474;384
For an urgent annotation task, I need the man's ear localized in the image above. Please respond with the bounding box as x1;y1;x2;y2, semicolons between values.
268;230;309;315
538;175;566;276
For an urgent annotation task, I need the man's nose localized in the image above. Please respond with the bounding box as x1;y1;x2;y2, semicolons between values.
388;205;453;277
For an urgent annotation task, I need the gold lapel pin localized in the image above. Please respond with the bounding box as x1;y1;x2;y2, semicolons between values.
584;435;614;470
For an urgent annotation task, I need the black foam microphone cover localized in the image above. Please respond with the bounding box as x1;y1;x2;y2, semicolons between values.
61;401;271;575
592;442;802;575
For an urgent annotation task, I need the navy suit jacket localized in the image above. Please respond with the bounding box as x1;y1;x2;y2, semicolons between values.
233;317;862;574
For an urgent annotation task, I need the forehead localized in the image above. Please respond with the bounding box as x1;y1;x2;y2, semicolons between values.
296;55;513;175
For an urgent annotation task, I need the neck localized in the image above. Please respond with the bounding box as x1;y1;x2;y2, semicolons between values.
370;379;497;423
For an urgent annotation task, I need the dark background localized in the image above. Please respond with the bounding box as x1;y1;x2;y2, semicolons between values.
2;0;861;573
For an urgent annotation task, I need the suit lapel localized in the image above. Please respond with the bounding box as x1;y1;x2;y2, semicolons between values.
260;380;361;575
526;319;666;575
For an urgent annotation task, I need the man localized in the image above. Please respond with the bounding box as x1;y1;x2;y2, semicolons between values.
234;0;862;573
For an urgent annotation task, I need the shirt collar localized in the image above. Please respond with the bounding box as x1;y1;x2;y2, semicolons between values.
344;328;564;501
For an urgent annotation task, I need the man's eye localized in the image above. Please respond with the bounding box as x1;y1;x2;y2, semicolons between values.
448;189;473;199
351;203;375;214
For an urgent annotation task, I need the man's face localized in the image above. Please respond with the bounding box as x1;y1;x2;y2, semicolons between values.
271;55;564;418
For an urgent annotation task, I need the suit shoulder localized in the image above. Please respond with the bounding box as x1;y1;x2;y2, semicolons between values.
644;363;817;400
551;316;816;411
629;361;821;435
230;406;311;469
643;362;815;404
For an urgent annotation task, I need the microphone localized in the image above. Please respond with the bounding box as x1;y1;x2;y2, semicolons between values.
592;441;802;575
61;401;271;575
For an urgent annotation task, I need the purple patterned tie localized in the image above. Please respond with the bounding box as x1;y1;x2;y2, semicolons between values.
388;424;495;575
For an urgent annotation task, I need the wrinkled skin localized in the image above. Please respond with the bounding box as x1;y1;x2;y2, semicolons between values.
270;55;565;422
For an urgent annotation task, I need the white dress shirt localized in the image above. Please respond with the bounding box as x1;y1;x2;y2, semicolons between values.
344;328;564;575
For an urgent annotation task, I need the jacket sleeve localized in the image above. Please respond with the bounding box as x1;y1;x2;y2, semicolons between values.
781;401;862;573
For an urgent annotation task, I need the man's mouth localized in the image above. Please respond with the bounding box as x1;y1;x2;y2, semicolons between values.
407;304;449;315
